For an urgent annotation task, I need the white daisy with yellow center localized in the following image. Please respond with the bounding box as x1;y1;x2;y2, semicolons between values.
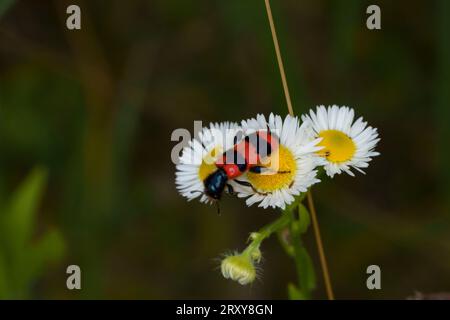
234;113;323;210
301;105;380;177
175;122;239;204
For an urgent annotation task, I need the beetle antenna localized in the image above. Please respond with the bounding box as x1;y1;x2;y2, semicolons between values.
216;201;221;215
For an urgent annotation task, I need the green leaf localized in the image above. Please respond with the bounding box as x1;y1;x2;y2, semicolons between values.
297;246;316;292
287;282;307;300
27;229;65;281
2;167;47;253
0;253;9;299
0;167;65;298
297;204;311;234
289;205;316;297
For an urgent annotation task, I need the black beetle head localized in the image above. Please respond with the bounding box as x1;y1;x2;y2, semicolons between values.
203;169;228;200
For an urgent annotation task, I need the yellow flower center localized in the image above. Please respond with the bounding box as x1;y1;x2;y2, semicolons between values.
198;146;222;181
247;145;296;192
317;130;356;163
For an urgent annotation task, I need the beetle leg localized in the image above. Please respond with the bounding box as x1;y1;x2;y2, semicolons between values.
249;166;290;174
226;183;236;195
234;179;267;195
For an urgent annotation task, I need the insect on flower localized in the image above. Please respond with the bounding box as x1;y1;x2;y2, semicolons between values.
205;128;284;198
175;121;291;211
233;114;323;209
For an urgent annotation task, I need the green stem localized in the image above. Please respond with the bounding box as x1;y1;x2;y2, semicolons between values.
244;211;291;254
243;195;306;257
240;193;316;300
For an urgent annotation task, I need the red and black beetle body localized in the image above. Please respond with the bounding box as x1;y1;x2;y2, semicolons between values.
203;129;278;200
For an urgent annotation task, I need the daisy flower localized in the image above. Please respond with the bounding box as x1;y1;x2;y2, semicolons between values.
175;121;239;204
301;105;380;177
233;113;323;210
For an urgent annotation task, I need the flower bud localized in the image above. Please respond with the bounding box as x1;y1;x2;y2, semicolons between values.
221;253;256;285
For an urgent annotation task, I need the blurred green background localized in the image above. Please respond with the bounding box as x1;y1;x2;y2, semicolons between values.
0;0;449;299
